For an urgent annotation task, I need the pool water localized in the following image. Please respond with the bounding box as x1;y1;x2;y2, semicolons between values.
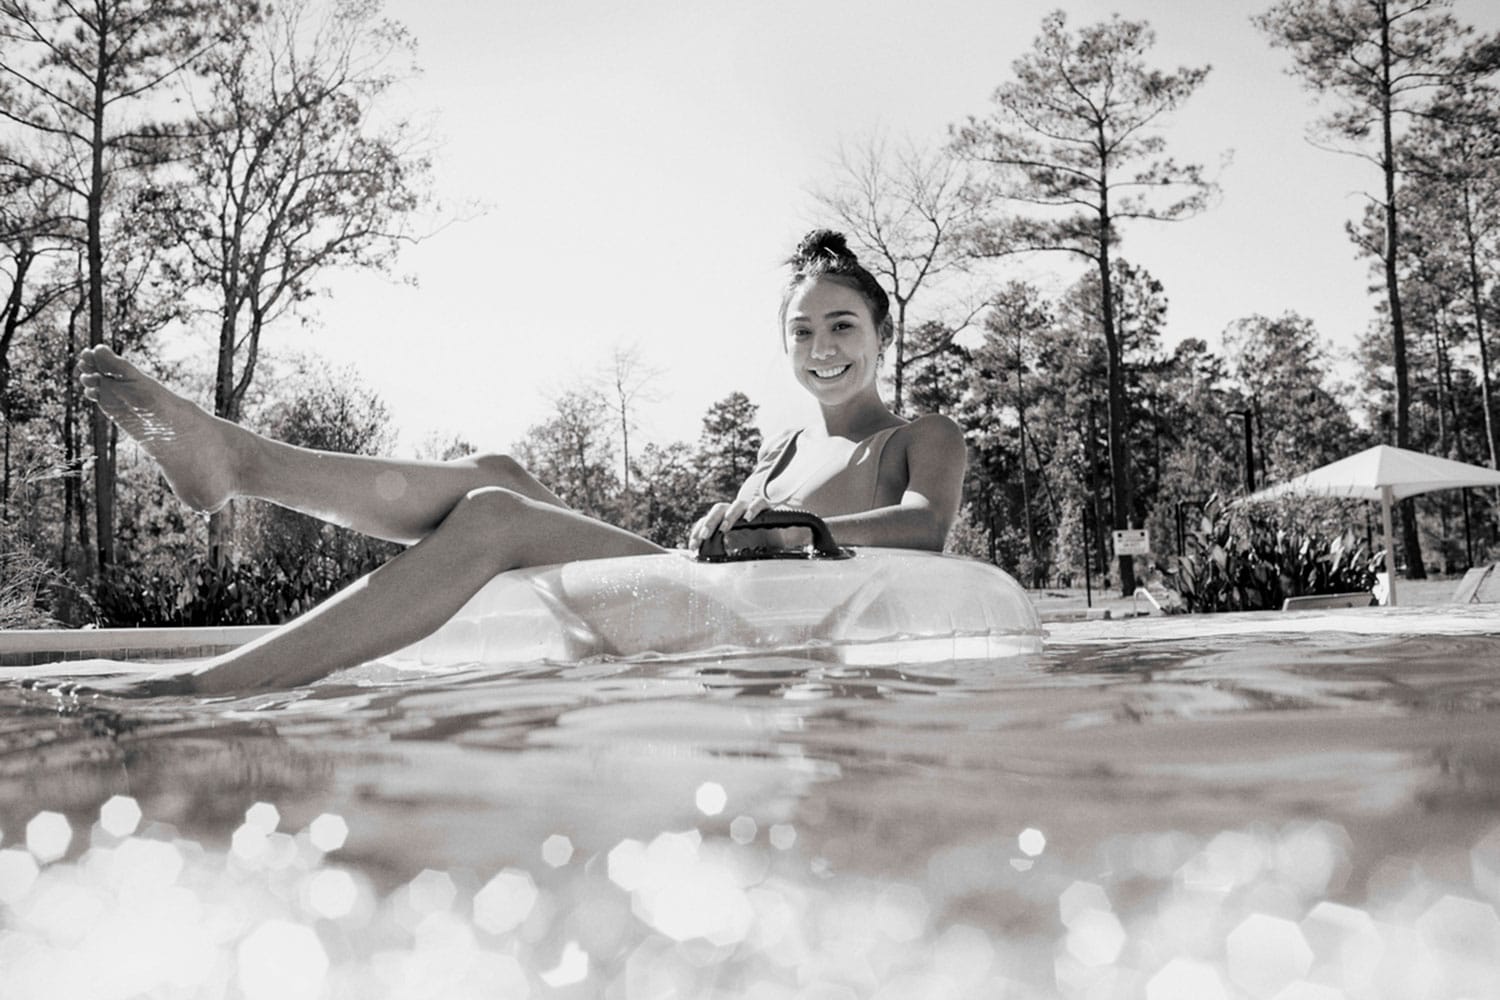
3;607;1500;999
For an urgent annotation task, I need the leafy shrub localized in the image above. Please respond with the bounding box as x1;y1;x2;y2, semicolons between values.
0;513;95;627
1161;494;1382;612
96;544;390;627
1;550;62;628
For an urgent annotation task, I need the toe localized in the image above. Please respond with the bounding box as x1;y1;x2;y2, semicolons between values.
89;345;136;379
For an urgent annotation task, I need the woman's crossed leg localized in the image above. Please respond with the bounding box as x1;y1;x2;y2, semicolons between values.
75;346;663;692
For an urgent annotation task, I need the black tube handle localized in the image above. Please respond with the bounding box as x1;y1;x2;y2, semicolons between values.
696;508;851;562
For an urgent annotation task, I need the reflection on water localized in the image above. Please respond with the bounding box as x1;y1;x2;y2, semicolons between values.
3;616;1500;997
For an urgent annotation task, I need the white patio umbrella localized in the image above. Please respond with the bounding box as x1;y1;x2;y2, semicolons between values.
1243;445;1500;606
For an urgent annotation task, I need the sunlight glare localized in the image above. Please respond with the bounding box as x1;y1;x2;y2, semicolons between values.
407;869;457;914
696;781;728;816
244;802;280;833
1146;957;1229;1000
472;868;538;935
1225;914;1313;996
25;812;71;864
1067;908;1127;967
306;868;359;919
1019;827;1046;857
1060;881;1112;927
874;883;929;943
237;919;328;1000
99;796;142;838
541;939;590;987
542;834;574;867
307;813;349;852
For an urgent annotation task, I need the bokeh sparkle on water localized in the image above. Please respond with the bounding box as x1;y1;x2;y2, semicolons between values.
4;799;1499;999
3;612;1500;997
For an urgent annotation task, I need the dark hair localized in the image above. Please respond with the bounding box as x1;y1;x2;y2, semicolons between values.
780;229;894;347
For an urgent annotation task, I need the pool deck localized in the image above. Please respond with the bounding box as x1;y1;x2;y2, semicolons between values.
2;578;1491;667
0;625;274;666
1045;601;1500;645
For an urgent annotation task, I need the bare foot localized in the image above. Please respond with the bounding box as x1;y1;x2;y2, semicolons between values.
77;346;242;513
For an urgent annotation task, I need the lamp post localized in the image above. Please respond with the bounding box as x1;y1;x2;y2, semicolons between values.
1228;408;1254;494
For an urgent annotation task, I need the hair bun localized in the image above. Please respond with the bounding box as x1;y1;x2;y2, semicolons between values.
792;229;854;267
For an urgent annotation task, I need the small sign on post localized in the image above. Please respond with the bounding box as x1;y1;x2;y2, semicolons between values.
1112;528;1150;557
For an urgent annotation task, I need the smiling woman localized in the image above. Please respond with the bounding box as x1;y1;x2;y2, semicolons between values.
691;230;965;551
68;230;967;695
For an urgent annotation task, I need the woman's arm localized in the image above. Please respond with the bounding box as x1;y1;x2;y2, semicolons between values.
822;414;966;551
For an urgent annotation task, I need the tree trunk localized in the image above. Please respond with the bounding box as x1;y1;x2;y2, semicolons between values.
621;413;631;497
1461;184;1498;471
63;300;90;577
214;307;239;421
208;505;236;567
1438;319;1467;463
892;298;908;415
205;306;242;567
1378;2;1424;579
1015;339;1037;586
1027;431;1060;522
88;24;114;576
1084;403;1111;583
1097;221;1136;595
2;412;10;520
0;242;31;517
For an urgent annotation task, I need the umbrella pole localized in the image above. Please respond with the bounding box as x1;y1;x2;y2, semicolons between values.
1381;485;1398;607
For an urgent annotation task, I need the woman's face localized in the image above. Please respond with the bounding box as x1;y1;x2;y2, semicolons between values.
783;277;883;408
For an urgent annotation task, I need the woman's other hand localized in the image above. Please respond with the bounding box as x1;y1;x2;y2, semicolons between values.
688;496;772;549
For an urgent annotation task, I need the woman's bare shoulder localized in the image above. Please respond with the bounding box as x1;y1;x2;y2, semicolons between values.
894;413;963;448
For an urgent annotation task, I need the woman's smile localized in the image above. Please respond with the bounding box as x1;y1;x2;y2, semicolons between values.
810;362;852;380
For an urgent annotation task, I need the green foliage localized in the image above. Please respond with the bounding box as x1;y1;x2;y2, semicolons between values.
952;10;1217;595
139;0;431;424
512;388;620;521
0;550;62;628
2;0;235;571
1255;0;1500;578
696;392;762;502
942;504;991;561
1162;495;1381;613
952;11;1213;235
96;549;384;627
903;321;970;418
632;441;700;548
1223;313;1364;481
1254;0;1491;147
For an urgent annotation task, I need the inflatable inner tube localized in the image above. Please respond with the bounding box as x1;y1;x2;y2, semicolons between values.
384;510;1043;668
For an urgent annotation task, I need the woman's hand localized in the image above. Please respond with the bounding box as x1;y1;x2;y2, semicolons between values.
688;496;773;550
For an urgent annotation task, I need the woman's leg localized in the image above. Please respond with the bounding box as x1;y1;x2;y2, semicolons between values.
78;346;564;543
184;487;665;693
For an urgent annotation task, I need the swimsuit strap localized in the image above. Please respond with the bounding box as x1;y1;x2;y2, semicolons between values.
758;423;904;512
732;429;795;508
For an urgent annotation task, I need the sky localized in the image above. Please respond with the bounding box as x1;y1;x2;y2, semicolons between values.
280;0;1500;458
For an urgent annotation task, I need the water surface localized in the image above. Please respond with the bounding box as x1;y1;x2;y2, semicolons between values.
3;608;1499;998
